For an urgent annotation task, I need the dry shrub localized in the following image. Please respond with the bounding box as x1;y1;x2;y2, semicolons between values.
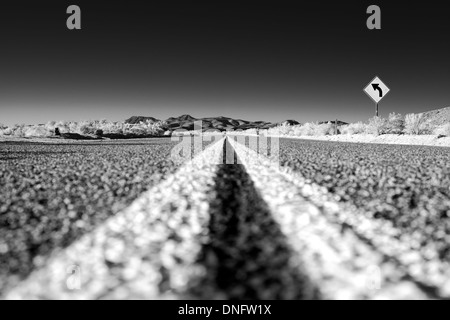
0;128;12;136
313;122;335;136
292;123;314;136
279;122;334;136
404;113;432;135
341;122;367;135
384;113;405;134
269;123;293;136
23;126;50;137
244;128;258;135
367;116;388;136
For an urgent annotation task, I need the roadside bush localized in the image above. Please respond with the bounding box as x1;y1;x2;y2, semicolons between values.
53;121;70;134
44;121;67;135
244;128;258;135
11;124;27;137
367;116;388;136
266;127;281;136
45;121;57;131
434;123;450;137
23;126;49;137
78;120;97;135
341;122;367;135
96;121;122;134
404;113;432;135
1;128;13;136
271;123;293;136
145;121;167;136
127;124;148;135
293;123;314;136
0;123;9;136
384;113;405;134
68;122;79;133
313;122;335;136
79;124;95;135
280;122;334;136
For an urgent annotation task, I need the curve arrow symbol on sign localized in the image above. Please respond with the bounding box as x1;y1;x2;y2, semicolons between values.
371;83;383;98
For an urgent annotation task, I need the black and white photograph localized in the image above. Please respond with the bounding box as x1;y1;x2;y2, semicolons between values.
1;1;450;303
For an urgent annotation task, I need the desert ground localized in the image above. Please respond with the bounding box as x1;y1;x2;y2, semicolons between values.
1;136;449;300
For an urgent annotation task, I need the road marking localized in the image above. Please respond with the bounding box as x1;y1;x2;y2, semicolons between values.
4;139;225;300
5;136;449;300
188;164;320;300
228;137;434;299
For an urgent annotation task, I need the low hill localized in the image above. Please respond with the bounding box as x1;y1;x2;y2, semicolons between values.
281;120;301;126
421;107;450;127
125;116;161;124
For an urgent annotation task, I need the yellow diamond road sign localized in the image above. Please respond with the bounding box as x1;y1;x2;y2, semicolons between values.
364;76;390;103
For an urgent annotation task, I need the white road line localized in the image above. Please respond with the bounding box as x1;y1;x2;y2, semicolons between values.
4;139;225;300
228;137;432;299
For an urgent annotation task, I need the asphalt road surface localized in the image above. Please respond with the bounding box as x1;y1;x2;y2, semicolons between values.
0;136;449;299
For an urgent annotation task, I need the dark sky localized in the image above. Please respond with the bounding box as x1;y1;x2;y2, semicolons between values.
1;1;449;125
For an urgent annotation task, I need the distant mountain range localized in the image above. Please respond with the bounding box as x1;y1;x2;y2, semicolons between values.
125;115;348;132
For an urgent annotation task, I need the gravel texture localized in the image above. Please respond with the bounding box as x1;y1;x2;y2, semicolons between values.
0;139;179;295
278;138;450;298
3;139;224;299
2;136;449;300
230;137;436;299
